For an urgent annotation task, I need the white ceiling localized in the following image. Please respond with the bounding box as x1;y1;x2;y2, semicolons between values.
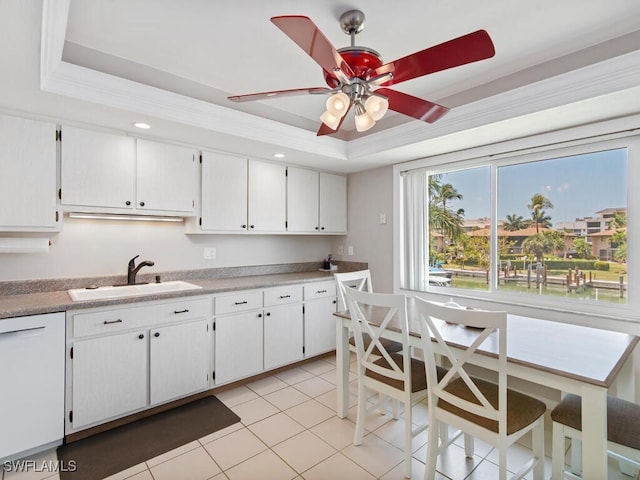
1;0;640;173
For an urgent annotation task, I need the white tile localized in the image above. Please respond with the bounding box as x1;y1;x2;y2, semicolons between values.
149;446;221;480
246;376;289;396
274;367;314;385
146;440;200;467
247;412;305;447
413;442;483;480
310;416;358;450
103;463;148;480
209;473;228;480
262;386;310;410
378;457;432;480
341;432;406;478
216;385;259;407
291;376;335;398
272;431;336;474
231;396;280;425
346;403;394;432
302;452;376;480
198;421;244;445
119;471;154;480
284;399;335;428
203;427;267;471
300;359;335;376
314;387;359;412
224;450;297;480
372;417;429;453
318;368;356;385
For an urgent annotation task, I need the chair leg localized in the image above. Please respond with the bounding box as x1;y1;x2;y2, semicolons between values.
354;380;367;445
425;417;439;480
532;419;545;480
404;399;412;478
499;444;508;480
464;433;474;458
392;398;400;419
552;421;566;480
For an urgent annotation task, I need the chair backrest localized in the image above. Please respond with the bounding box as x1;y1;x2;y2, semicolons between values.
414;298;508;432
334;270;373;311
344;287;411;388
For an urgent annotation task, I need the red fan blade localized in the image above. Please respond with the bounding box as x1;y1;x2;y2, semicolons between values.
377;88;449;123
317;104;352;136
271;15;355;80
229;87;330;102
374;30;495;87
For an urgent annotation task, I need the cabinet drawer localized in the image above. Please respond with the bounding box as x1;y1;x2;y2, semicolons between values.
264;286;303;307
72;297;210;338
215;291;262;315
304;282;336;300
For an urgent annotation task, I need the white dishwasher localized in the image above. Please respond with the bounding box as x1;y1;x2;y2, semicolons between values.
0;312;65;461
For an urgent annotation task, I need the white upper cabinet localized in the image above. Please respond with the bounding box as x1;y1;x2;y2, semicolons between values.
286;168;347;234
0;114;59;231
136;139;197;214
200;152;248;231
61;126;136;211
319;172;347;233
248;159;286;232
286;167;320;233
61;127;196;215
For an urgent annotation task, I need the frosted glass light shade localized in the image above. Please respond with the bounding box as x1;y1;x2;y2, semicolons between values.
320;110;341;130
326;92;350;116
365;95;389;121
354;103;375;132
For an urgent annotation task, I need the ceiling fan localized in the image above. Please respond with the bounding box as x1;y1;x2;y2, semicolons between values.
228;10;495;136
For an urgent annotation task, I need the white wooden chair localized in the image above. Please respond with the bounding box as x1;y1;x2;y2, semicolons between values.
334;270;403;356
345;288;443;479
551;393;640;479
415;298;546;480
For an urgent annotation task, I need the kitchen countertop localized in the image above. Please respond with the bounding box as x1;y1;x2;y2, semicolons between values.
0;267;354;320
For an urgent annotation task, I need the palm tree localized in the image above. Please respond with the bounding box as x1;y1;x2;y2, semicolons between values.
522;231;565;262
428;178;464;240
437;183;463;211
527;193;554;233
503;214;525;231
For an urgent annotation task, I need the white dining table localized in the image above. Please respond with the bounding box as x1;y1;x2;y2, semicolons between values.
334;297;639;480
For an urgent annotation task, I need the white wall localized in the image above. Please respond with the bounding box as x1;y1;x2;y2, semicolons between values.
332;166;394;292
0;218;332;281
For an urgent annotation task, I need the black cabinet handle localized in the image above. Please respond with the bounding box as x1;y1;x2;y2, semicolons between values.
234;301;248;305
241;224;247;229
138;334;144;339
154;332;160;338
250;225;255;229
279;295;291;299
257;313;262;318
316;289;327;294
266;312;271;317
174;309;189;314
139;201;145;207
104;319;123;325
315;226;319;230
125;200;131;206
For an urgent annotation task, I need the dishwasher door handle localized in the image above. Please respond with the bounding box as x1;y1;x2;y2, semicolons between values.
0;326;45;340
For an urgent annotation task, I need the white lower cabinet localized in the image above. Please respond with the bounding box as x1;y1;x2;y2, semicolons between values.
149;319;210;405
304;282;338;357
66;297;211;433
71;331;148;429
214;310;263;385
264;304;304;370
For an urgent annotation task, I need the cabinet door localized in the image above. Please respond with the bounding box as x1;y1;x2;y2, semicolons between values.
286;167;319;233
71;331;148;429
136;139;197;214
61;126;136;210
150;319;210;405
319;172;347;233
201;152;248;231
264;304;303;370
304;296;338;357
0;115;58;230
214;311;263;384
248;160;286;232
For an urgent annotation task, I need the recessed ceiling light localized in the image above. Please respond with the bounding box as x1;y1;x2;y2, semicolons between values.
133;122;151;129
273;153;285;158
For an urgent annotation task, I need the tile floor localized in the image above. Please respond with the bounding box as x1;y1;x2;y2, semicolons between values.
2;353;635;480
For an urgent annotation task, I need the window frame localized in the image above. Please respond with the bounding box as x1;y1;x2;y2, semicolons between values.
393;119;640;333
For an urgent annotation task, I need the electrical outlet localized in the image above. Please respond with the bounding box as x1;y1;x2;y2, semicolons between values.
379;212;387;225
337;245;344;256
347;246;354;256
204;247;216;260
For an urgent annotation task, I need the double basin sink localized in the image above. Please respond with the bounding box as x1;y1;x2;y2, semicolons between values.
67;280;202;302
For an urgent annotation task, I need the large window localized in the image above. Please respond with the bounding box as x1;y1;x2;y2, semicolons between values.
398;130;638;322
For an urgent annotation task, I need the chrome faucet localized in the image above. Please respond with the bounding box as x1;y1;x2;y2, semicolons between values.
127;255;155;285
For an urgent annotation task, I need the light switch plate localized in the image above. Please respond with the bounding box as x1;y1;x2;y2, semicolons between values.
204;247;216;259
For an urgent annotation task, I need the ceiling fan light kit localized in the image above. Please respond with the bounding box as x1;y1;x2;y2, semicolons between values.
229;9;495;136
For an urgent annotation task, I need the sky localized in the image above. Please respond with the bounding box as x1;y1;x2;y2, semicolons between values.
437;148;627;225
